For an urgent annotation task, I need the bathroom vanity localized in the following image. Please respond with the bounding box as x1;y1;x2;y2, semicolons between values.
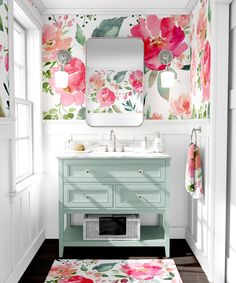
58;153;171;257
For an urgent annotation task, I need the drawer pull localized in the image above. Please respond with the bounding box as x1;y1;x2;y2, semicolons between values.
138;195;143;199
85;195;90;199
138;169;144;174
85;169;91;174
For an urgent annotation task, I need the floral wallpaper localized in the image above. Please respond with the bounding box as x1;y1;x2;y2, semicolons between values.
42;2;211;121
42;14;191;120
190;0;211;119
87;69;143;114
0;0;9;117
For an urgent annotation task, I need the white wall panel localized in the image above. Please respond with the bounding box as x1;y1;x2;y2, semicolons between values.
227;2;236;282
43;120;205;239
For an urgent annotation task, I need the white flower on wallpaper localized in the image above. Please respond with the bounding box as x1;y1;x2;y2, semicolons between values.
42;8;211;120
0;0;9;117
87;69;143;114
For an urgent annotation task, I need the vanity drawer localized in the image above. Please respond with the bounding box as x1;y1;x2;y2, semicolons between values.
63;159;166;182
115;183;166;208
64;183;113;208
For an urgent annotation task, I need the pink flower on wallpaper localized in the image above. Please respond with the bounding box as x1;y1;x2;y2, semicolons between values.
42;24;72;62
120;261;162;280
201;40;211;102
170;95;192;117
97;87;116;108
197;8;207;51
128;70;143;93
59;275;94;283
130;15;188;70
50;57;85;106
5;52;9;72
173;15;190;29
89;73;105;89
150;112;163;120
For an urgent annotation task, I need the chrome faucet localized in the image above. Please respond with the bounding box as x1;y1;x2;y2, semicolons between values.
110;130;117;152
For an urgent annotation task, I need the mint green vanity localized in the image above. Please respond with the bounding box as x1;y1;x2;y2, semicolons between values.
58;153;171;257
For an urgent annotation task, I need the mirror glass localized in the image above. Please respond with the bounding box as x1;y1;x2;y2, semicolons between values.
86;38;144;126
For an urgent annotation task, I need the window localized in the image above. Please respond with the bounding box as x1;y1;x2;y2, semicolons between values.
14;20;33;182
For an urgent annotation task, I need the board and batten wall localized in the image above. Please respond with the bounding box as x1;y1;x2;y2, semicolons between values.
43;120;210;239
226;1;236;282
0;124;45;283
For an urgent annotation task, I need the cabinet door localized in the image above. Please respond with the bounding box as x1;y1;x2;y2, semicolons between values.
115;183;166;208
64;183;113;208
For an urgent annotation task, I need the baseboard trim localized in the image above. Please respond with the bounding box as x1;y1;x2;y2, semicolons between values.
185;229;212;282
5;229;45;283
226;250;236;283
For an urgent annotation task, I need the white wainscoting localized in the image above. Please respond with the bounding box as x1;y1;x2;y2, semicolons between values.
0;125;45;283
227;1;236;281
43;120;210;240
185;121;212;281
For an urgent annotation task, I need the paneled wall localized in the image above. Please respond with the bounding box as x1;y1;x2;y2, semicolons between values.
43;120;210;239
185;121;212;280
226;1;236;282
0;125;45;283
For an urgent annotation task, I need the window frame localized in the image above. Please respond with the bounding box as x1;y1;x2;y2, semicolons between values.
13;19;34;183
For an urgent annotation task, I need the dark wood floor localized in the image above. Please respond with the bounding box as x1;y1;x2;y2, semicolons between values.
19;239;209;283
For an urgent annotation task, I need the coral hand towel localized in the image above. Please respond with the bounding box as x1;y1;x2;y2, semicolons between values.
185;143;204;199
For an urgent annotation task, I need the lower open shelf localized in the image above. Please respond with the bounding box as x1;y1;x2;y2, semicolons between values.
64;225;166;247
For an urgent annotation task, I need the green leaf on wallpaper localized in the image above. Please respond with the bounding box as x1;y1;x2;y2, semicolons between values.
92;17;126;37
157;71;170;101
77;107;86;119
207;103;210;118
168;114;178;120
148;70;158;88
144;66;150;74
108;108;113;113
75;24;86;46
0;97;6;117
182;64;190;71
87;15;93;21
63;112;74;120
4;3;8;11
191;105;197;119
112;105;122;113
146;106;151;119
0;0;3;6
143;92;147;106
125;86;132;90
0;16;3;31
49;108;58;115
113;71;127;83
68;107;76;112
208;0;211;23
80;265;88;272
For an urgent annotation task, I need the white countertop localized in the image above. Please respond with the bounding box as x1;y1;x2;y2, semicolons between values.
57;151;171;159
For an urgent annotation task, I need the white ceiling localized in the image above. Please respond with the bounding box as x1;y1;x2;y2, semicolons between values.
40;0;197;13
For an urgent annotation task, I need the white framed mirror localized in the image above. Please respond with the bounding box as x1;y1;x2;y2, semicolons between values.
86;38;144;126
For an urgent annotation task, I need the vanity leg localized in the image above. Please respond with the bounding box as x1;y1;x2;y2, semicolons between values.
165;239;170;258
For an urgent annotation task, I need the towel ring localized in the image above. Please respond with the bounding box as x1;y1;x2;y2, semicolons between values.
191;127;201;145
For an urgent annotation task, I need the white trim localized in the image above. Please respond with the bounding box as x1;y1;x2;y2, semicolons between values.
230;0;236;30
43;119;211;136
5;229;45;283
43;8;189;15
226;250;236;283
14;0;43;28
210;1;229;282
185;0;199;13
9;173;45;197
229;89;236;109
186;229;212;282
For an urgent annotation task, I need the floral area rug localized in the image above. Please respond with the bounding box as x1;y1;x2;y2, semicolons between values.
45;259;183;283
